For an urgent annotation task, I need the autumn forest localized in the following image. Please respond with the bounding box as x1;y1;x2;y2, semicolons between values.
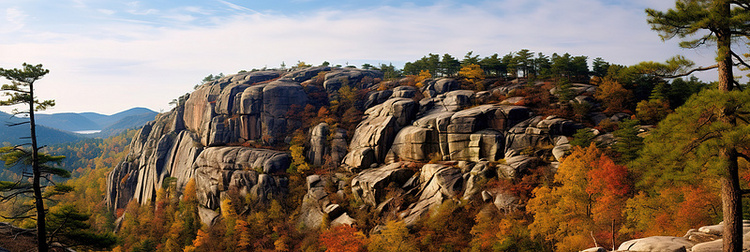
3;1;750;252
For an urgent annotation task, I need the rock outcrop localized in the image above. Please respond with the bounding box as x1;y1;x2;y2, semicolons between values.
106;66;610;234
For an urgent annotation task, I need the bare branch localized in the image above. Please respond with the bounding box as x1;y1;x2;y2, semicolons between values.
731;51;750;70
655;65;719;79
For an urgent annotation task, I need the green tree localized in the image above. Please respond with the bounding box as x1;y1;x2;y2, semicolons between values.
632;89;750;252
611;119;644;163
440;53;461;77
648;2;750;250
592;57;610;77
462;51;481;66
479;53;506;77
46;204;116;250
375;63;401;80
667;76;707;109
646;0;750;91
515;49;534;78
0;63;66;252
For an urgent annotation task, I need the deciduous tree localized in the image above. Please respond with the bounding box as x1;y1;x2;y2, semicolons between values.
528;144;631;251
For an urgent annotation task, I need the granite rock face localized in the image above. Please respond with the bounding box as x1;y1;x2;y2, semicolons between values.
107;67;389;227
108;66;613;234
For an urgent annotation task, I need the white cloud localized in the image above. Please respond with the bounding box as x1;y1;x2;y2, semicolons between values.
97;8;116;15
1;8;26;34
0;1;720;114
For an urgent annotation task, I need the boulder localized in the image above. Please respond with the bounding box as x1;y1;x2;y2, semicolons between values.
331;213;356;227
284;66;331;82
441;90;473;112
330;128;348;166
342;148;376;172
183;83;222;135
463;161;492;200
193;146;290;209
581;247;607;252
403;164;463;226
323;68;382;92
214;82;251;115
324;204;344;219
347;98;418;164
691;232;750;251
261;79;308;142
536;116;582;136
351;163;416;206
422;78;459;97
497;155;539;179
299;175;330;229
493;191;521;214
198;206;221;226
414;112;454;160
365;90;393;109
468;129;504;162
500;96;524;105
389;126;439;161
391;85;418;99
617;236;694;252
308;123;329;166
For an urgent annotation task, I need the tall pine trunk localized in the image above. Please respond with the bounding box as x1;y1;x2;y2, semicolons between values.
715;2;741;251
721;148;742;252
716;0;733;92
28;80;48;252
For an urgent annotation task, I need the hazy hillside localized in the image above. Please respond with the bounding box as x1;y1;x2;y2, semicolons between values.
80;107;157;129
35;113;100;132
93;112;158;138
0;111;82;146
32;107;157;137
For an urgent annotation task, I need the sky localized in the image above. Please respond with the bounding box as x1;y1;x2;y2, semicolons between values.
0;0;721;115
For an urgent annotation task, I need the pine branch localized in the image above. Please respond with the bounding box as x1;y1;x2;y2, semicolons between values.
731;50;750;69
654;65;718;79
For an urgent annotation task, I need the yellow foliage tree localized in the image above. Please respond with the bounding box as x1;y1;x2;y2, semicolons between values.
459;63;485;91
415;70;432;88
367;220;418;252
290;145;312;174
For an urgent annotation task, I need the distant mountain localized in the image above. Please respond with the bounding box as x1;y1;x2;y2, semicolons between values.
33;107;157;137
35;113;100;132
0;111;82;146
80;107;157;129
93;112;158;138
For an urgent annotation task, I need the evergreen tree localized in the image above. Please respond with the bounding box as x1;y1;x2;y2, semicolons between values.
0;63;66;252
648;2;750;250
647;0;750;91
632;89;750;252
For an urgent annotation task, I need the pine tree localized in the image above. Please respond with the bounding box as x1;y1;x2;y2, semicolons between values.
632;89;750;252
0;63;66;252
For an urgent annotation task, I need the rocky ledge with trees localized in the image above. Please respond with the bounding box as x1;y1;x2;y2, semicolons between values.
98;42;745;251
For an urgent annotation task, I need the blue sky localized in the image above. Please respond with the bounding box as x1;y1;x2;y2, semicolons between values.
0;0;719;114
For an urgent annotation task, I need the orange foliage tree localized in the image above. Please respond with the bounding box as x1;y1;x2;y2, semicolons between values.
593;77;633;115
319;224;367;252
527;144;632;251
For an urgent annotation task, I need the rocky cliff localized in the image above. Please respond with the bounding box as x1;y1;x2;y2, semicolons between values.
106;66;590;228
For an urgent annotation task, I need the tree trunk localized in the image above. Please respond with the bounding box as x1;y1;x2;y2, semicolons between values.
29;81;48;252
721;148;742;252
716;0;734;92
